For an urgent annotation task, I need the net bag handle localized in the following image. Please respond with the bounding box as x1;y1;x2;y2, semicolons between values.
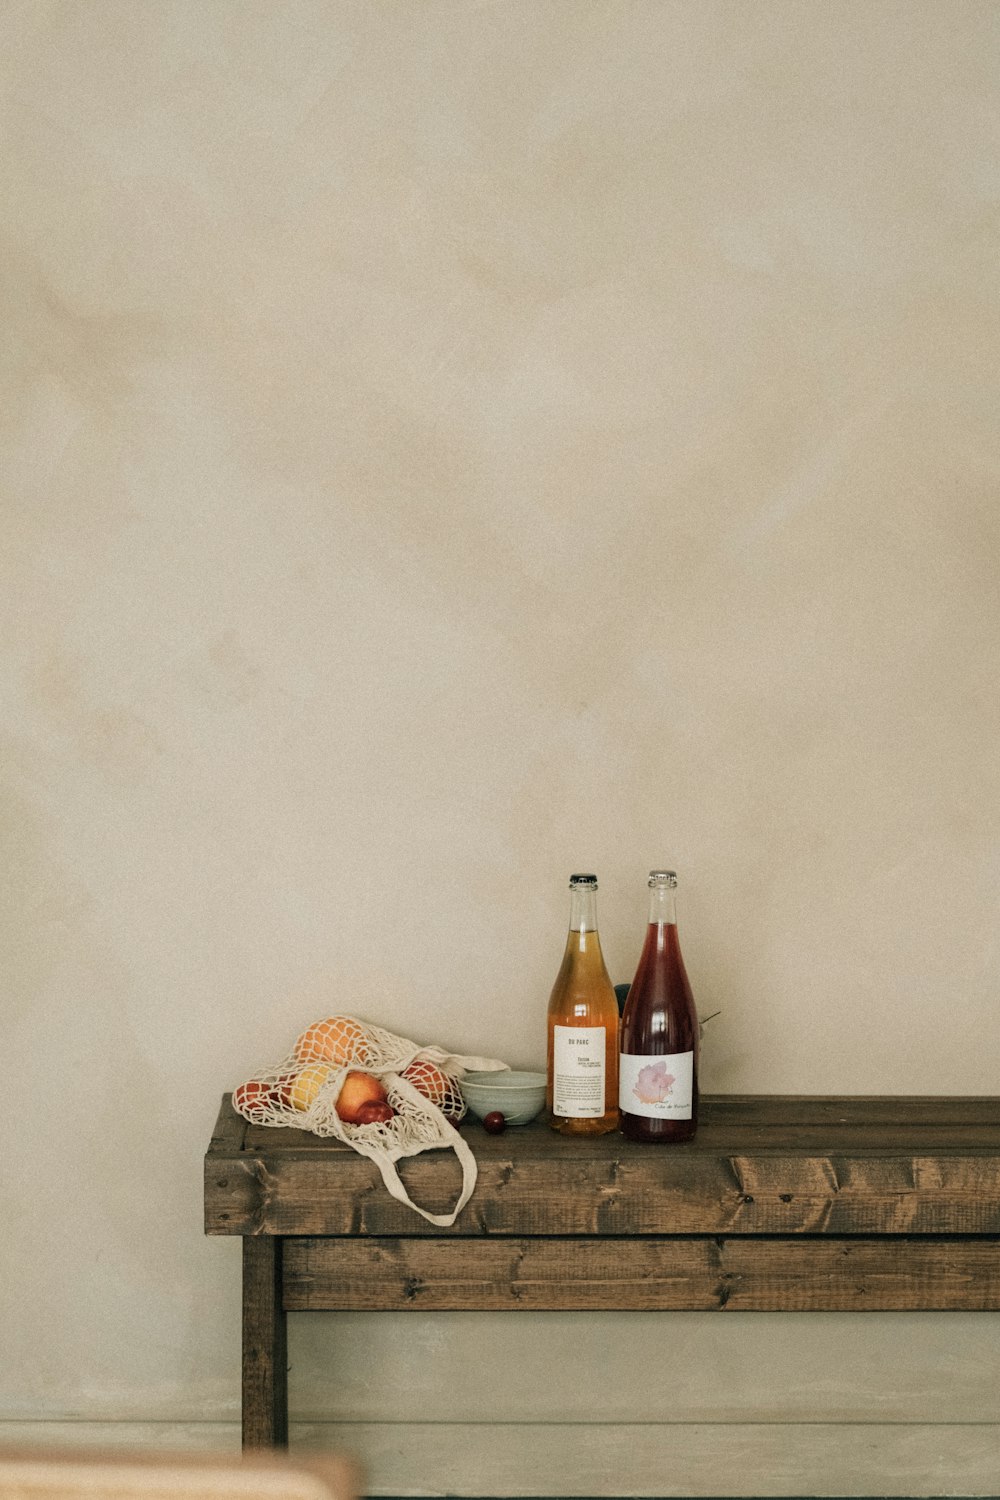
351;1122;481;1228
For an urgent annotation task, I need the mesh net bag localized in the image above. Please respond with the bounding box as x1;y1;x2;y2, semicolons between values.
231;1014;508;1226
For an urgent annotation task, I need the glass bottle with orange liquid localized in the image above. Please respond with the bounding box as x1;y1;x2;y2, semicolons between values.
619;870;699;1143
546;874;619;1135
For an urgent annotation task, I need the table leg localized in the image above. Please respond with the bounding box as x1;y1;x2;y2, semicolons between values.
242;1236;288;1449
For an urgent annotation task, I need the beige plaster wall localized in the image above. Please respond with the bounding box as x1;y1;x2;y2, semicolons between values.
2;2;998;1494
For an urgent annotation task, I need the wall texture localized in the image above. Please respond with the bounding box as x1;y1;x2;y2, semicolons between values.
3;1;999;1494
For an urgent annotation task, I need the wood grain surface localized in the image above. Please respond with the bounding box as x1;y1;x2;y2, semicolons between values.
242;1238;287;1449
282;1233;1000;1311
205;1093;1000;1448
205;1094;1000;1238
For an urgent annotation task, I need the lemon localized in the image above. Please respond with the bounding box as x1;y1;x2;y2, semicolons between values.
290;1063;335;1111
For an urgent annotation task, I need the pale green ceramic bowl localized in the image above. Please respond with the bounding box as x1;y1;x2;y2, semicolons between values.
459;1069;546;1126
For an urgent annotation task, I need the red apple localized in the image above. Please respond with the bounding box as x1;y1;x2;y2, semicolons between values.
354;1099;396;1126
234;1080;269;1114
268;1073;296;1109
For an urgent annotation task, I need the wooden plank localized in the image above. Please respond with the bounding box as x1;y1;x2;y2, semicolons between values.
699;1095;1000;1127
207;1147;1000;1237
204;1100;250;1234
235;1092;1000;1146
208;1097;247;1152
242;1237;288;1449
282;1235;1000;1312
205;1095;1000;1236
243;1120;1000;1155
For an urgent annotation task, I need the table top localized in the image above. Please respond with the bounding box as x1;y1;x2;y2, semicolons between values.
205;1093;1000;1239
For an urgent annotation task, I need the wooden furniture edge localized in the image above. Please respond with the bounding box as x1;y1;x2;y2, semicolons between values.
282;1233;1000;1312
203;1093;1000;1448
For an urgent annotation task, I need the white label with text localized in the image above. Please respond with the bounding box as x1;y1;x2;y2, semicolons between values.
553;1025;606;1117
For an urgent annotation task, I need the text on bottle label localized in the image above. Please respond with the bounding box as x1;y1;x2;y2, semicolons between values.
553;1025;606;1117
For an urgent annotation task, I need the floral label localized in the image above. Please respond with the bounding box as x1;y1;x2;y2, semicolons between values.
619;1049;694;1119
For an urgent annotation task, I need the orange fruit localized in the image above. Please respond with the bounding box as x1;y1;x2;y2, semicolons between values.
294;1016;370;1067
401;1059;463;1120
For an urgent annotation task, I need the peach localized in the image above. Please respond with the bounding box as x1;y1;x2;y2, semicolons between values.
335;1070;389;1124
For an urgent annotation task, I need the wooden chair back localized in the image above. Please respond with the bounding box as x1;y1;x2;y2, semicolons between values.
0;1448;361;1500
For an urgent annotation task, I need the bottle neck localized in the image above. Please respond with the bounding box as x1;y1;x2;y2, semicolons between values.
648;881;677;927
569;886;600;935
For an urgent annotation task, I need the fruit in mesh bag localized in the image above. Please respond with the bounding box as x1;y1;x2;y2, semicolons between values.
336;1070;395;1125
233;1079;270;1114
235;1076;296;1113
400;1059;465;1120
353;1099;396;1125
294;1016;371;1067
290;1063;336;1112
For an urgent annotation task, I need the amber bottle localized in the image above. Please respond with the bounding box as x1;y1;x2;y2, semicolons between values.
546;874;619;1135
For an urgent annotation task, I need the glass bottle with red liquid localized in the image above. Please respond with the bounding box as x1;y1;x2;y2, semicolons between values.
619;870;699;1143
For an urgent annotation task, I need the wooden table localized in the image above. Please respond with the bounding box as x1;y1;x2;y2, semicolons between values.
204;1094;1000;1450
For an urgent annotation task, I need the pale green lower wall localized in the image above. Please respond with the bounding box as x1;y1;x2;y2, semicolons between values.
2;1420;999;1496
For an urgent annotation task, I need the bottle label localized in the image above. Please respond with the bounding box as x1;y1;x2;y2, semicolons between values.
552;1025;606;1117
619;1050;694;1119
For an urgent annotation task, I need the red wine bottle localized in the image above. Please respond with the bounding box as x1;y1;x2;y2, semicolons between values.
619;870;699;1143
